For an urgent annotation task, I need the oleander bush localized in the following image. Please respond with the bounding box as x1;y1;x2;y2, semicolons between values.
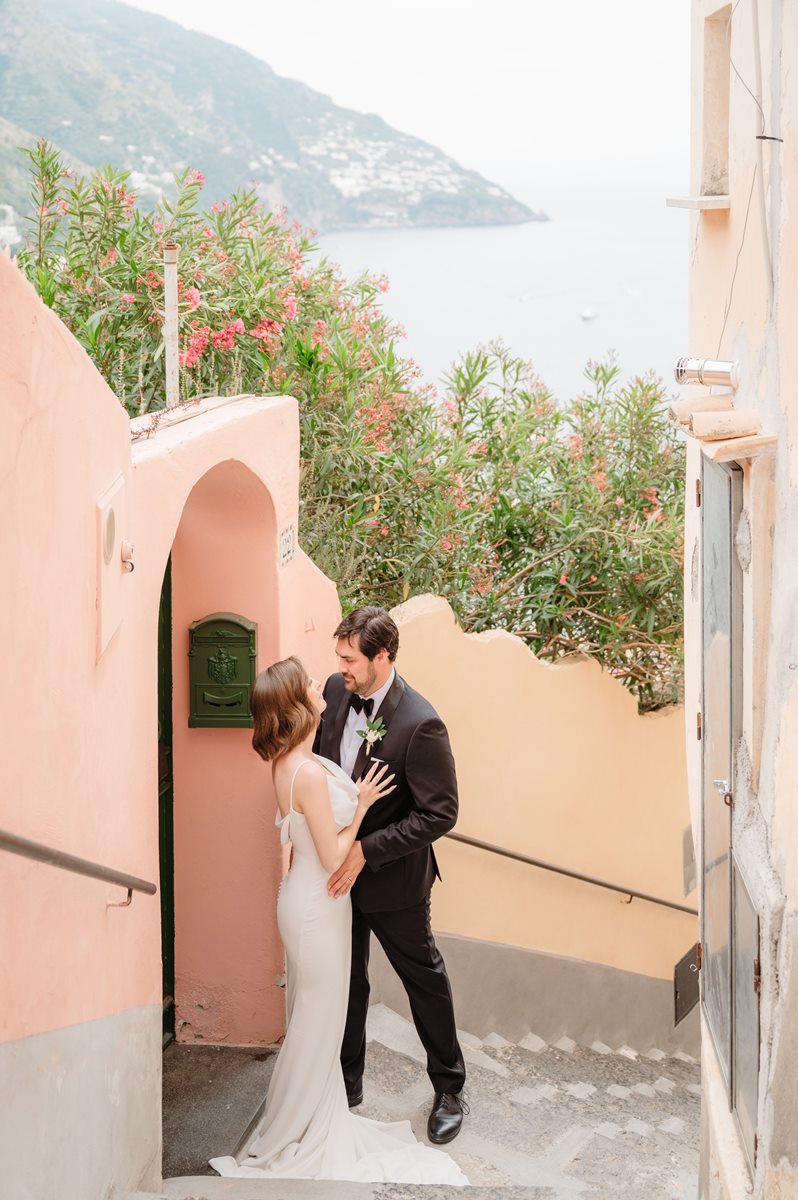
18;140;685;710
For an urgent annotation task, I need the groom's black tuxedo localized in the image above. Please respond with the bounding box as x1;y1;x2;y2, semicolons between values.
314;669;466;1098
314;671;458;912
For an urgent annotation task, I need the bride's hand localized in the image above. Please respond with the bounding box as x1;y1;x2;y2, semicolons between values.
356;760;396;809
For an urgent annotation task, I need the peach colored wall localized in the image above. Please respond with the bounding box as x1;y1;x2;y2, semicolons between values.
130;402;340;1045
170;463;276;1043
1;253;153;1043
392;596;696;981
1;249;339;1047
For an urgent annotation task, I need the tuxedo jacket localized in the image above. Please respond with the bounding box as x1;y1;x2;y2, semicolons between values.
313;672;459;913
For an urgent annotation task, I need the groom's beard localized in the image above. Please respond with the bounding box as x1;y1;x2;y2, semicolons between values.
342;662;378;697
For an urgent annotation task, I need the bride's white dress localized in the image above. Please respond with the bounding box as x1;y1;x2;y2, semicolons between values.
209;754;468;1185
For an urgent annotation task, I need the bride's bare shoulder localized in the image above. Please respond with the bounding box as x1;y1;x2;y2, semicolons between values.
273;754;323;796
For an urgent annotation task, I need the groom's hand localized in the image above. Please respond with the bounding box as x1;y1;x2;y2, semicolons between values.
328;842;366;898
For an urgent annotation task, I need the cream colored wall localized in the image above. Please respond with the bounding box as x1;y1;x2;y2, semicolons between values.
393;596;696;981
683;1;798;1194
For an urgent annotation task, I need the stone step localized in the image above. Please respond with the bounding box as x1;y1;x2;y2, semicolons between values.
159;1004;700;1196
156;1182;549;1199
367;1004;697;1069
358;1008;699;1195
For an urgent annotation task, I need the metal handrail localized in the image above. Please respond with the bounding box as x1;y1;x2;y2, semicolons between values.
0;827;157;906
445;831;698;916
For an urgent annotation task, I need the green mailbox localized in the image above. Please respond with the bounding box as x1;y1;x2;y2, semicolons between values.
188;613;257;728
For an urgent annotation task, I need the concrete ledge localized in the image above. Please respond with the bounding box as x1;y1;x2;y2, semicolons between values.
0;1004;161;1200
370;930;700;1056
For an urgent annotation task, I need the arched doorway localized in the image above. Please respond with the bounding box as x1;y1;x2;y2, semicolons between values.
161;460;285;1048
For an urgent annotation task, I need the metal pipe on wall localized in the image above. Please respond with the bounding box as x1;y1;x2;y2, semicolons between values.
163;239;179;409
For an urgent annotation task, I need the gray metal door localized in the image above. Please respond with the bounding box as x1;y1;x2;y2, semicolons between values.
700;458;742;1087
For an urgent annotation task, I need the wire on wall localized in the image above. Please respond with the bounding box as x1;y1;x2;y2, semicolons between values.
714;0;779;357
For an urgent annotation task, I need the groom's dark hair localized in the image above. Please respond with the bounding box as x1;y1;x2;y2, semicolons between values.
335;607;399;662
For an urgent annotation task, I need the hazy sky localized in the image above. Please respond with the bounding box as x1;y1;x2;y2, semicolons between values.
121;0;691;193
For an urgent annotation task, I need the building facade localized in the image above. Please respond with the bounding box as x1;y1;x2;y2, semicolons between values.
673;1;798;1194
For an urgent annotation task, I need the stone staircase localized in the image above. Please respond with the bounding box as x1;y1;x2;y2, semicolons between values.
125;1002;700;1200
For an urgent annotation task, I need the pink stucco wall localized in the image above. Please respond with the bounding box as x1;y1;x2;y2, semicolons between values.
2;251;339;1047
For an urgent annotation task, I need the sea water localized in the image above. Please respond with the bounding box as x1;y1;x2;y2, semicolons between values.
317;182;690;403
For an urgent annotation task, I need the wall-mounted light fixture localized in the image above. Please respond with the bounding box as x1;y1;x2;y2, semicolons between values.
673;357;740;389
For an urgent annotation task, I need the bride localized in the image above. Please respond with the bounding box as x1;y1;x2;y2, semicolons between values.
209;656;468;1185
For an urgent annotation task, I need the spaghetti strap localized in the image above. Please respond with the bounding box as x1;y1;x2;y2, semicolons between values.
289;758;313;812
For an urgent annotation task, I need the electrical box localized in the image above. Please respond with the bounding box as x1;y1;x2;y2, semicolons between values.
188;613;257;728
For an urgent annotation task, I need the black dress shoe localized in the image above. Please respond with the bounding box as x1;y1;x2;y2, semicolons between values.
347;1088;363;1108
427;1091;469;1144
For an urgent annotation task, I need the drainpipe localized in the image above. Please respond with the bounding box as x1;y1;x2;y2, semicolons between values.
163;239;179;409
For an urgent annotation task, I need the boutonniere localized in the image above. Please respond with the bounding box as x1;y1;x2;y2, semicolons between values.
357;715;387;753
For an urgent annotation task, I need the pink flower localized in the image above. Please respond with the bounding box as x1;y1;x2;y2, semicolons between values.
283;294;298;321
210;200;228;214
210;318;246;351
441;540;452;550
211;328;235;350
380;528;389;537
185;287;201;309
560;573;569;585
615;496;624;506
105;248;118;265
310;319;327;347
249;318;284;342
120;293;135;304
187;169;206;185
180;325;210;368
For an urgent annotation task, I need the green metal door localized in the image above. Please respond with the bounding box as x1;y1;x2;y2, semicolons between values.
158;559;175;1045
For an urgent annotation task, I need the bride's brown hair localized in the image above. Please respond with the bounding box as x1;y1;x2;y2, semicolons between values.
251;656;318;761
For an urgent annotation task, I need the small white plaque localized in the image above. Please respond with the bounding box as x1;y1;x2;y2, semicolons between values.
279;525;295;565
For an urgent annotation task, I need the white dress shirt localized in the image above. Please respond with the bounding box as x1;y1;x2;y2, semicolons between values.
339;668;396;777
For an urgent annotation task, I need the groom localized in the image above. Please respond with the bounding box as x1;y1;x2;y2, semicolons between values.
314;606;467;1144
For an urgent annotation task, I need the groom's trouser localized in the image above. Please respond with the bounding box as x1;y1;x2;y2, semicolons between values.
341;896;466;1096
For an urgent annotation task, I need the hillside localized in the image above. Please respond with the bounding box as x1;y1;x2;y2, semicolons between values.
0;0;543;232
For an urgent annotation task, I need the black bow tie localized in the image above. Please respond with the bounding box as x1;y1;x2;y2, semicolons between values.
349;695;374;718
